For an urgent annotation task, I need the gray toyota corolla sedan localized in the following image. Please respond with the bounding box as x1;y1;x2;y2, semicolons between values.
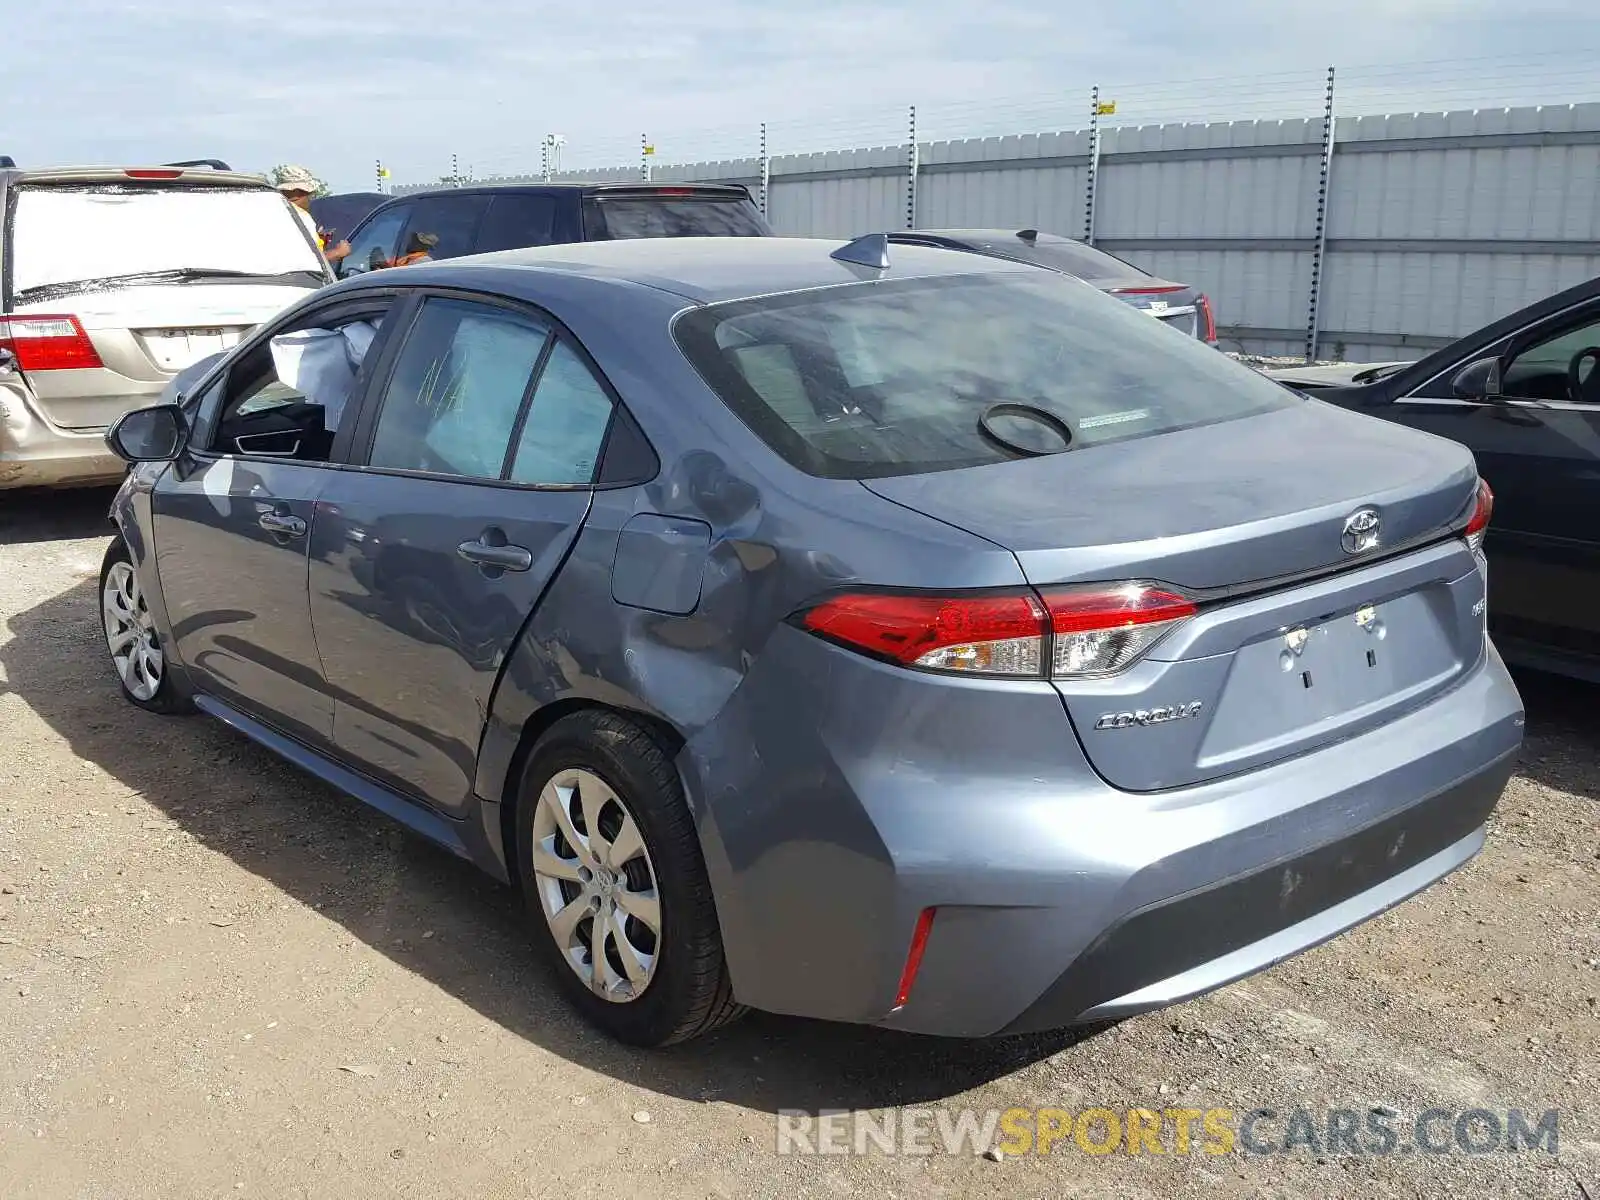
98;235;1523;1047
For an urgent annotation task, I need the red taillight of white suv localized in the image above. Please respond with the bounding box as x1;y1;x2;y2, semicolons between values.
799;583;1198;680
0;315;103;372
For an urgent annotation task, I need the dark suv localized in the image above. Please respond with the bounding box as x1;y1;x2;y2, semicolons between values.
334;181;772;277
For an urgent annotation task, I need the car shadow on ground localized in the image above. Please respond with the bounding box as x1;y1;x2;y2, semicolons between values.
0;486;119;545
1;570;1086;1116
1507;666;1600;804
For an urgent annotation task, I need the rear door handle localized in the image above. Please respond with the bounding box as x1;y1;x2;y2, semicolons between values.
258;511;307;538
458;536;533;573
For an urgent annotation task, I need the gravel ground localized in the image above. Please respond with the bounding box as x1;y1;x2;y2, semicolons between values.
0;489;1596;1200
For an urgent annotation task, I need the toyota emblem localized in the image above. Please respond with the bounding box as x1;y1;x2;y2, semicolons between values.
1341;507;1381;555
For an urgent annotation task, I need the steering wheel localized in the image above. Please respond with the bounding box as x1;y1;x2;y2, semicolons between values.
1567;347;1600;404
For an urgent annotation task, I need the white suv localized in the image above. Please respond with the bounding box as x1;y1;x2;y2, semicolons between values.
0;163;330;489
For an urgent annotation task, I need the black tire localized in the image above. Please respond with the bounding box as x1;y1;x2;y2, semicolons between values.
98;538;193;715
515;710;745;1047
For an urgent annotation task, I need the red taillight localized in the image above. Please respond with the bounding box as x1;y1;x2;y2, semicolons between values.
801;591;1047;675
1042;585;1197;676
0;315;103;371
798;583;1195;678
1197;294;1217;342
893;908;936;1009
1465;479;1494;551
1110;284;1186;295
124;168;184;179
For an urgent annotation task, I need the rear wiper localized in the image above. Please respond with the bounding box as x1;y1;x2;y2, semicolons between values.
976;402;1075;457
15;267;325;304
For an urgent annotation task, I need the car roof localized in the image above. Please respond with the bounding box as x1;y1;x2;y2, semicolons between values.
347;235;1037;306
379;180;751;201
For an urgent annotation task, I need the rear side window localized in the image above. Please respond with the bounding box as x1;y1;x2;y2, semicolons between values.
584;193;769;240
368;298;550;479
674;272;1298;480
403;195;491;261
9;184;325;302
509;341;614;485
476;194;558;253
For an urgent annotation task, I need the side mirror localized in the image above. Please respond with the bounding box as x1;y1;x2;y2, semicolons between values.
1451;356;1503;401
106;404;188;463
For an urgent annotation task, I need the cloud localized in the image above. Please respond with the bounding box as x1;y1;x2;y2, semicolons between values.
4;0;1597;189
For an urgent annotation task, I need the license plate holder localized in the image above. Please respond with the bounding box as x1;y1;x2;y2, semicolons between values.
136;327;241;371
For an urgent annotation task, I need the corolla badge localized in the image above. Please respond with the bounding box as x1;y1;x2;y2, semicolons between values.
1094;701;1204;731
1340;507;1381;555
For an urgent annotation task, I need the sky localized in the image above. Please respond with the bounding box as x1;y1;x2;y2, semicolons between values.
7;0;1599;191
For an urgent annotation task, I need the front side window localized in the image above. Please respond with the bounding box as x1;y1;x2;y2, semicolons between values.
368;298;551;479
338;205;409;277
674;272;1299;479
1506;312;1600;403
205;304;392;461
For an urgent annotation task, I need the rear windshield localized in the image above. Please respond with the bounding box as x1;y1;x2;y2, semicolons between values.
9;184;326;302
673;272;1297;480
999;239;1152;282
584;194;770;240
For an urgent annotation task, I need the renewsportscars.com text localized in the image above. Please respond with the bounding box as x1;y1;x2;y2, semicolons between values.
775;1105;1561;1157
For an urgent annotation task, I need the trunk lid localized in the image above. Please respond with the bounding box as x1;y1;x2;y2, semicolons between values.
862;401;1476;591
864;401;1488;790
1100;283;1203;340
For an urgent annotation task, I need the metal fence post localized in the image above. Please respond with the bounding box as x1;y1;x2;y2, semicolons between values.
1084;86;1102;244
905;105;919;228
759;123;770;219
1304;66;1337;363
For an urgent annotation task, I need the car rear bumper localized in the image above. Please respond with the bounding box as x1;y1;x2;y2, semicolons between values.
682;632;1523;1038
995;758;1503;1033
0;381;128;489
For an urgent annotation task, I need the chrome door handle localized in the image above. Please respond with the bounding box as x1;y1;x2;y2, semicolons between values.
259;511;307;538
457;538;533;572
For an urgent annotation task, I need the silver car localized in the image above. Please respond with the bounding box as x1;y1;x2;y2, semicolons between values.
0;164;329;489
100;236;1522;1046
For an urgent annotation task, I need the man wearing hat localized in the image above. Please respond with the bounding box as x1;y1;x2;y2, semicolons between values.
275;165;351;266
385;230;438;268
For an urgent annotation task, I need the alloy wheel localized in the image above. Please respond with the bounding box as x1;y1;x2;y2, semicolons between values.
102;561;163;702
529;768;662;1002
